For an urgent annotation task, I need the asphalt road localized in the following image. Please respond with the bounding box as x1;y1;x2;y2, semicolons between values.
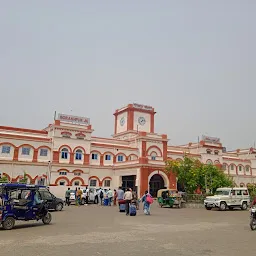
0;203;255;256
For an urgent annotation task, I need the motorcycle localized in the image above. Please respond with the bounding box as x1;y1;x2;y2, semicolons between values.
250;207;256;231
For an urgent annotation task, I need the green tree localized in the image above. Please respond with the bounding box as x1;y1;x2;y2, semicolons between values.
19;172;28;184
165;156;234;194
0;175;9;183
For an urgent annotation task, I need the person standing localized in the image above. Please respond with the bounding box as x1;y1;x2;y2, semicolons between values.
113;189;117;206
85;186;89;205
65;188;71;206
141;190;153;215
99;188;104;205
107;188;113;206
117;187;124;205
77;187;83;206
124;188;133;216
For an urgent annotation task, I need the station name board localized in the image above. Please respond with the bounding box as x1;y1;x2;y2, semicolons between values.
202;135;220;143
57;114;90;125
133;103;153;111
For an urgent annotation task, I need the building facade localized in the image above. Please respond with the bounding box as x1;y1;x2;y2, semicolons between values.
0;103;255;198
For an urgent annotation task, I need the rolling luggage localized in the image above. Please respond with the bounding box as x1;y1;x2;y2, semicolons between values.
130;204;137;216
119;203;126;212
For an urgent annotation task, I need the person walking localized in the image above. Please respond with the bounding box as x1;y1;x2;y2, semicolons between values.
107;188;113;206
141;190;153;215
113;189;117;206
124;188;133;216
65;187;71;206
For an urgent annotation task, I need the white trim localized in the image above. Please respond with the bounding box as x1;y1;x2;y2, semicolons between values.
148;170;169;191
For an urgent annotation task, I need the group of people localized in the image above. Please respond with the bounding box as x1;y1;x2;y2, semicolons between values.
117;187;153;215
64;186;153;215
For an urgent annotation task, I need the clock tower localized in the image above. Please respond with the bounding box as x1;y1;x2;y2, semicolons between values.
113;103;156;139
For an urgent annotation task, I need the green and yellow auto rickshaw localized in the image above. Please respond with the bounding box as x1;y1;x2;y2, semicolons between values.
157;189;183;208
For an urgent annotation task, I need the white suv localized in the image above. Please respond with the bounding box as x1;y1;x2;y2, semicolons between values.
204;187;250;211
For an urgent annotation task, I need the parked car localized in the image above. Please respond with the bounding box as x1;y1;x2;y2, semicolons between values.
38;188;64;211
204;187;250;211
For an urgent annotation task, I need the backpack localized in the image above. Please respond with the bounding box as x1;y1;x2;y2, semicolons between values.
100;191;104;198
146;194;154;204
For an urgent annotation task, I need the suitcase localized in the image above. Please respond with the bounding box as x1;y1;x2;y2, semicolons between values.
119;203;126;212
130;204;137;216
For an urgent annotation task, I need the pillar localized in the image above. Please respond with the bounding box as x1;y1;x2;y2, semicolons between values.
140;167;149;197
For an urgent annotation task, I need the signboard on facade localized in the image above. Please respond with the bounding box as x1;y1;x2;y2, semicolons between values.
57;114;90;125
133;103;153;111
202;135;220;143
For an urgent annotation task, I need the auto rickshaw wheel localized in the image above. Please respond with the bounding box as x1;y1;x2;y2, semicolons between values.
42;212;52;225
2;217;15;230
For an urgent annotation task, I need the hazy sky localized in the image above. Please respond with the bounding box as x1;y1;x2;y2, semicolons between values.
0;1;254;150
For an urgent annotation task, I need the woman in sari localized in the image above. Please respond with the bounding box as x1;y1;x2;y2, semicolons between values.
141;190;153;215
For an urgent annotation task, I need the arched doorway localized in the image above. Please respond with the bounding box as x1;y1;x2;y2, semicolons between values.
149;174;165;197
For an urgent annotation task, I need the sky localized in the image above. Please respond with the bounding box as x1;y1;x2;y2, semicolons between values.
0;1;255;150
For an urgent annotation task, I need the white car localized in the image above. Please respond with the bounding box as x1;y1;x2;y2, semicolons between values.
204;187;250;211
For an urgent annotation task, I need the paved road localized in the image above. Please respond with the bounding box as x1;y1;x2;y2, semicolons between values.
0;204;255;256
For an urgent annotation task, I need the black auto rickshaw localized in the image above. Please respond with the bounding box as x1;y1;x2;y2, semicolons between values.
0;183;52;230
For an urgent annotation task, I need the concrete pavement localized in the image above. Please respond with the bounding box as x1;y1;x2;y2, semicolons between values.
0;203;255;256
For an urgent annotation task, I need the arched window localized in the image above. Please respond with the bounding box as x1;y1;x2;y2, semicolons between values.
1;145;11;154
246;166;250;172
75;149;83;160
206;160;213;165
61;148;69;159
206;149;211;154
222;164;227;170
214;150;219;155
151;152;157;160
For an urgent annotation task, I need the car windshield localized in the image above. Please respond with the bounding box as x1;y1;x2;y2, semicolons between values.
215;190;230;196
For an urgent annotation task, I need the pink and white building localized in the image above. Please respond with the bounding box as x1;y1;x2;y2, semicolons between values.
0;103;255;198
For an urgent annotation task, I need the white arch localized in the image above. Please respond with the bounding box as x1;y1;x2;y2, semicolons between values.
148;170;169;190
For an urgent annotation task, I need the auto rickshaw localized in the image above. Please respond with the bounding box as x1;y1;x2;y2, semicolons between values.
157;189;183;208
0;183;52;230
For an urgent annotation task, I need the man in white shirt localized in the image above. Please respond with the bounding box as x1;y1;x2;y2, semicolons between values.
107;189;113;206
124;188;133;215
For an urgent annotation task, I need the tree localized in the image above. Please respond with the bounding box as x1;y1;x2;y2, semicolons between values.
0;175;9;183
165;156;234;194
19;172;28;184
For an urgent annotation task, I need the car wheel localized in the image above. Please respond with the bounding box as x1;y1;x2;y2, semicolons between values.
205;206;212;210
42;212;52;225
2;217;15;230
94;196;98;204
241;202;248;210
219;202;227;211
55;203;63;211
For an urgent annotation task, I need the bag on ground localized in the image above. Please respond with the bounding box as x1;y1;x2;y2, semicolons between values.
119;203;126;212
130;204;137;216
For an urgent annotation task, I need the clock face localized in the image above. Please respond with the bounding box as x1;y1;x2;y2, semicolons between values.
120;117;125;126
138;116;146;125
